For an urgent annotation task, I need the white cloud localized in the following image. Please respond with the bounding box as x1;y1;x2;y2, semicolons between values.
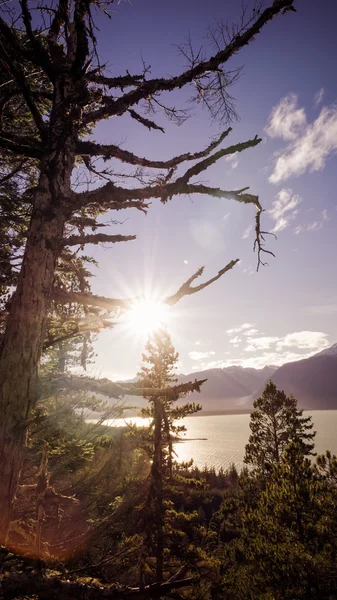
265;93;307;141
230;336;241;344
277;331;329;350
242;223;254;239
228;350;319;369
314;87;324;107
189;350;215;361
206;359;229;369
269;189;302;232
223;212;230;221
225;152;239;169
184;259;188;264
226;323;254;334
245;336;280;351
269;103;337;184
293;209;328;234
243;328;259;336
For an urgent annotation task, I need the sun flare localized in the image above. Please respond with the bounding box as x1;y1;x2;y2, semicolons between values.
127;299;169;336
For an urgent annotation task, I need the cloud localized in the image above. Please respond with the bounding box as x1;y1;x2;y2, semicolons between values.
293;209;328;234
229;336;241;344
223;212;231;221
225;152;239;169
269;189;302;232
244;330;329;353
245;336;280;351
243;328;259;336
242;223;254;239
226;350;319;369
226;323;254;334
265;93;307;141
268;101;337;184
276;331;329;350
206;349;324;370
314;87;324;107
206;359;231;369
189;350;215;360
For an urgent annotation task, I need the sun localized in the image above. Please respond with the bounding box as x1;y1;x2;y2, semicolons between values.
126;298;169;336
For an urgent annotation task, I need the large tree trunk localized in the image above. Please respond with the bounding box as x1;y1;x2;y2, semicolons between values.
0;174;66;543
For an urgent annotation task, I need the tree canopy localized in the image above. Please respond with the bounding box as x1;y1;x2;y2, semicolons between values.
244;381;316;475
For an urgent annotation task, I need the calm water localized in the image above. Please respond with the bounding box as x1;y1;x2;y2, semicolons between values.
110;411;337;471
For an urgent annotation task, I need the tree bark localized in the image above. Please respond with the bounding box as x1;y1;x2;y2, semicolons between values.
0;175;66;543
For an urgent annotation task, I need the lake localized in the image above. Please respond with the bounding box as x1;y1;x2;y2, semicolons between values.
109;411;337;471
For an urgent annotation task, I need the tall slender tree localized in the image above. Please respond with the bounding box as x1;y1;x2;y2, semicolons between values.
0;0;297;541
138;329;203;581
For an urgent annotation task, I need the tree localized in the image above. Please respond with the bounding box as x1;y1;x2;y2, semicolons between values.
137;329;203;581
0;0;297;541
244;381;315;475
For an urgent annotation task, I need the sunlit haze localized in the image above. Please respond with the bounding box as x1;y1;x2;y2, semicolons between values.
127;299;169;337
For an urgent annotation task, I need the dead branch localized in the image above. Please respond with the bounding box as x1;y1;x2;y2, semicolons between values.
77;128;232;168
62;234;136;247
52;260;239;311
44;374;207;401
84;0;295;123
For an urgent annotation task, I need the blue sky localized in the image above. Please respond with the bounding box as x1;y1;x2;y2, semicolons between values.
83;0;337;379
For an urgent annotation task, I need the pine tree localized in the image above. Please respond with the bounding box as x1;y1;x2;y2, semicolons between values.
244;381;315;475
137;329;202;581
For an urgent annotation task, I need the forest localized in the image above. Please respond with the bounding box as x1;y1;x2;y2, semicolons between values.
1;0;337;598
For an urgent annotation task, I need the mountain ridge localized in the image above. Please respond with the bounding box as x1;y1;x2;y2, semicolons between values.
119;344;337;413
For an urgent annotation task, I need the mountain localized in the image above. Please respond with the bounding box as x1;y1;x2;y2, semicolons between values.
271;345;337;410
121;365;277;413
116;344;337;414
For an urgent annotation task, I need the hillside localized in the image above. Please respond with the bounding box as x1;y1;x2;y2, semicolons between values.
271;346;337;409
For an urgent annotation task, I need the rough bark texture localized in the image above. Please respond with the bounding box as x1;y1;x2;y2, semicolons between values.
0;177;66;541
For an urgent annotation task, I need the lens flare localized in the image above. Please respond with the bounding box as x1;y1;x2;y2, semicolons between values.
127;299;168;336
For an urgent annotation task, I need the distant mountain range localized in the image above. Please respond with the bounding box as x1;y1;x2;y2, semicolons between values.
271;343;337;410
120;343;337;413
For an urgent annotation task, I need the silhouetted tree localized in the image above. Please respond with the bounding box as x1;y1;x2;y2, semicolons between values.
137;329;203;581
244;381;315;475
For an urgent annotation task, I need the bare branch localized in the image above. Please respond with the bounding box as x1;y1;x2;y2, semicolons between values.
77;128;232;168
254;208;276;270
53;261;239;311
47;373;207;401
62;233;136;247
88;71;147;89
127;108;165;133
165;260;240;306
73;134;261;211
84;0;295;123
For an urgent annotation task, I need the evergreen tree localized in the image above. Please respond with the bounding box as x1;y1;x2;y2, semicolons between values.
137;329;202;581
244;381;315;475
